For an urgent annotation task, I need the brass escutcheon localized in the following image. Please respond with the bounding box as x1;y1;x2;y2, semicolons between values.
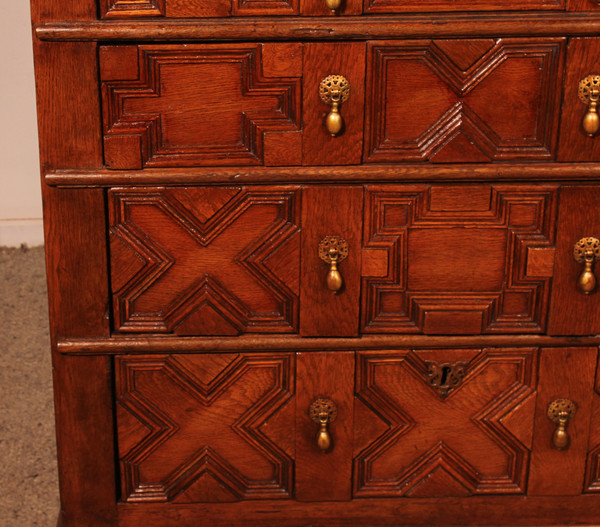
318;236;349;292
573;237;600;294
319;75;351;137
578;75;600;136
309;398;337;453
547;399;577;450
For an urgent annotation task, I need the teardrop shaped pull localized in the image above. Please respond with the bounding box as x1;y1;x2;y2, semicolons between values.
318;236;349;294
309;398;337;453
573;237;600;294
578;75;600;137
319;75;350;137
324;0;342;12
547;399;577;451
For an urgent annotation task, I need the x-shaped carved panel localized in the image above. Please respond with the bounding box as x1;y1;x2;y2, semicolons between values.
365;39;564;163
109;186;300;335
116;353;294;502
354;349;537;497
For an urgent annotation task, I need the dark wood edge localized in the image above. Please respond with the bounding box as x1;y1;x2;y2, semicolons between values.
57;334;600;354
35;13;600;41
45;163;600;187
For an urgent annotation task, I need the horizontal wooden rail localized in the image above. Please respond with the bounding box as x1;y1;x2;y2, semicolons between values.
45;163;600;187
57;334;600;354
36;13;600;41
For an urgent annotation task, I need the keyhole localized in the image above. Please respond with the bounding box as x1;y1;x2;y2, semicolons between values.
440;366;452;387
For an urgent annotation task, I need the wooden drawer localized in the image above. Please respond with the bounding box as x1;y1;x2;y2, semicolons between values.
114;347;598;504
100;39;600;168
109;184;600;337
99;0;600;17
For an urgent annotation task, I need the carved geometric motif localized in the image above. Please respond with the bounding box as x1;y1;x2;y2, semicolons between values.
353;349;537;497
116;353;295;502
100;0;165;18
109;186;301;335
364;39;564;163
361;184;557;334
100;44;301;168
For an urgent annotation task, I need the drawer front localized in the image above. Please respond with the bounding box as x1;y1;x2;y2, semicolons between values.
365;0;564;13
109;186;301;335
100;44;303;169
114;348;598;504
99;0;576;17
353;347;597;498
361;184;558;335
115;353;295;502
364;39;565;163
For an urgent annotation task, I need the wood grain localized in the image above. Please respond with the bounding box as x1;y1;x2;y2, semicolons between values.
35;14;600;41
295;352;354;501
528;347;597;495
557;38;600;161
43;163;600;187
548;186;600;335
302;42;366;165
300;186;363;336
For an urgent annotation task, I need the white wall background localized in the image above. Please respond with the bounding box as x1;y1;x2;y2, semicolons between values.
0;2;43;247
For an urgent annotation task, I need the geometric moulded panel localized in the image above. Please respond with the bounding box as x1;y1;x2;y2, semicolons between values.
116;353;295;502
361;184;557;334
353;348;538;497
364;39;564;163
109;186;301;335
100;44;302;168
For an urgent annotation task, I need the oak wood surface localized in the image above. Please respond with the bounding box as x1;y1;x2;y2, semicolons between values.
295;352;354;501
55;334;600;354
528;347;597;495
44;164;600;187
301;42;366;166
31;0;600;524
35;13;600;41
116;494;600;526
548;186;600;335
299;186;363;336
557;38;600;161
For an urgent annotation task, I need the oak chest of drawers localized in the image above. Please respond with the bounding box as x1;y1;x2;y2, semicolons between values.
31;0;600;525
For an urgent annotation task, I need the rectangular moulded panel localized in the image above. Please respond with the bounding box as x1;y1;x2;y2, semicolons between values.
100;44;303;169
365;0;563;12
364;38;564;164
100;0;300;17
361;184;558;335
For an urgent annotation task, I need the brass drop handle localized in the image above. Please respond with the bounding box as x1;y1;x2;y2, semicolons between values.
578;75;600;137
547;399;577;450
324;0;342;12
309;398;337;453
319;236;348;293
319;75;350;136
573;237;600;294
